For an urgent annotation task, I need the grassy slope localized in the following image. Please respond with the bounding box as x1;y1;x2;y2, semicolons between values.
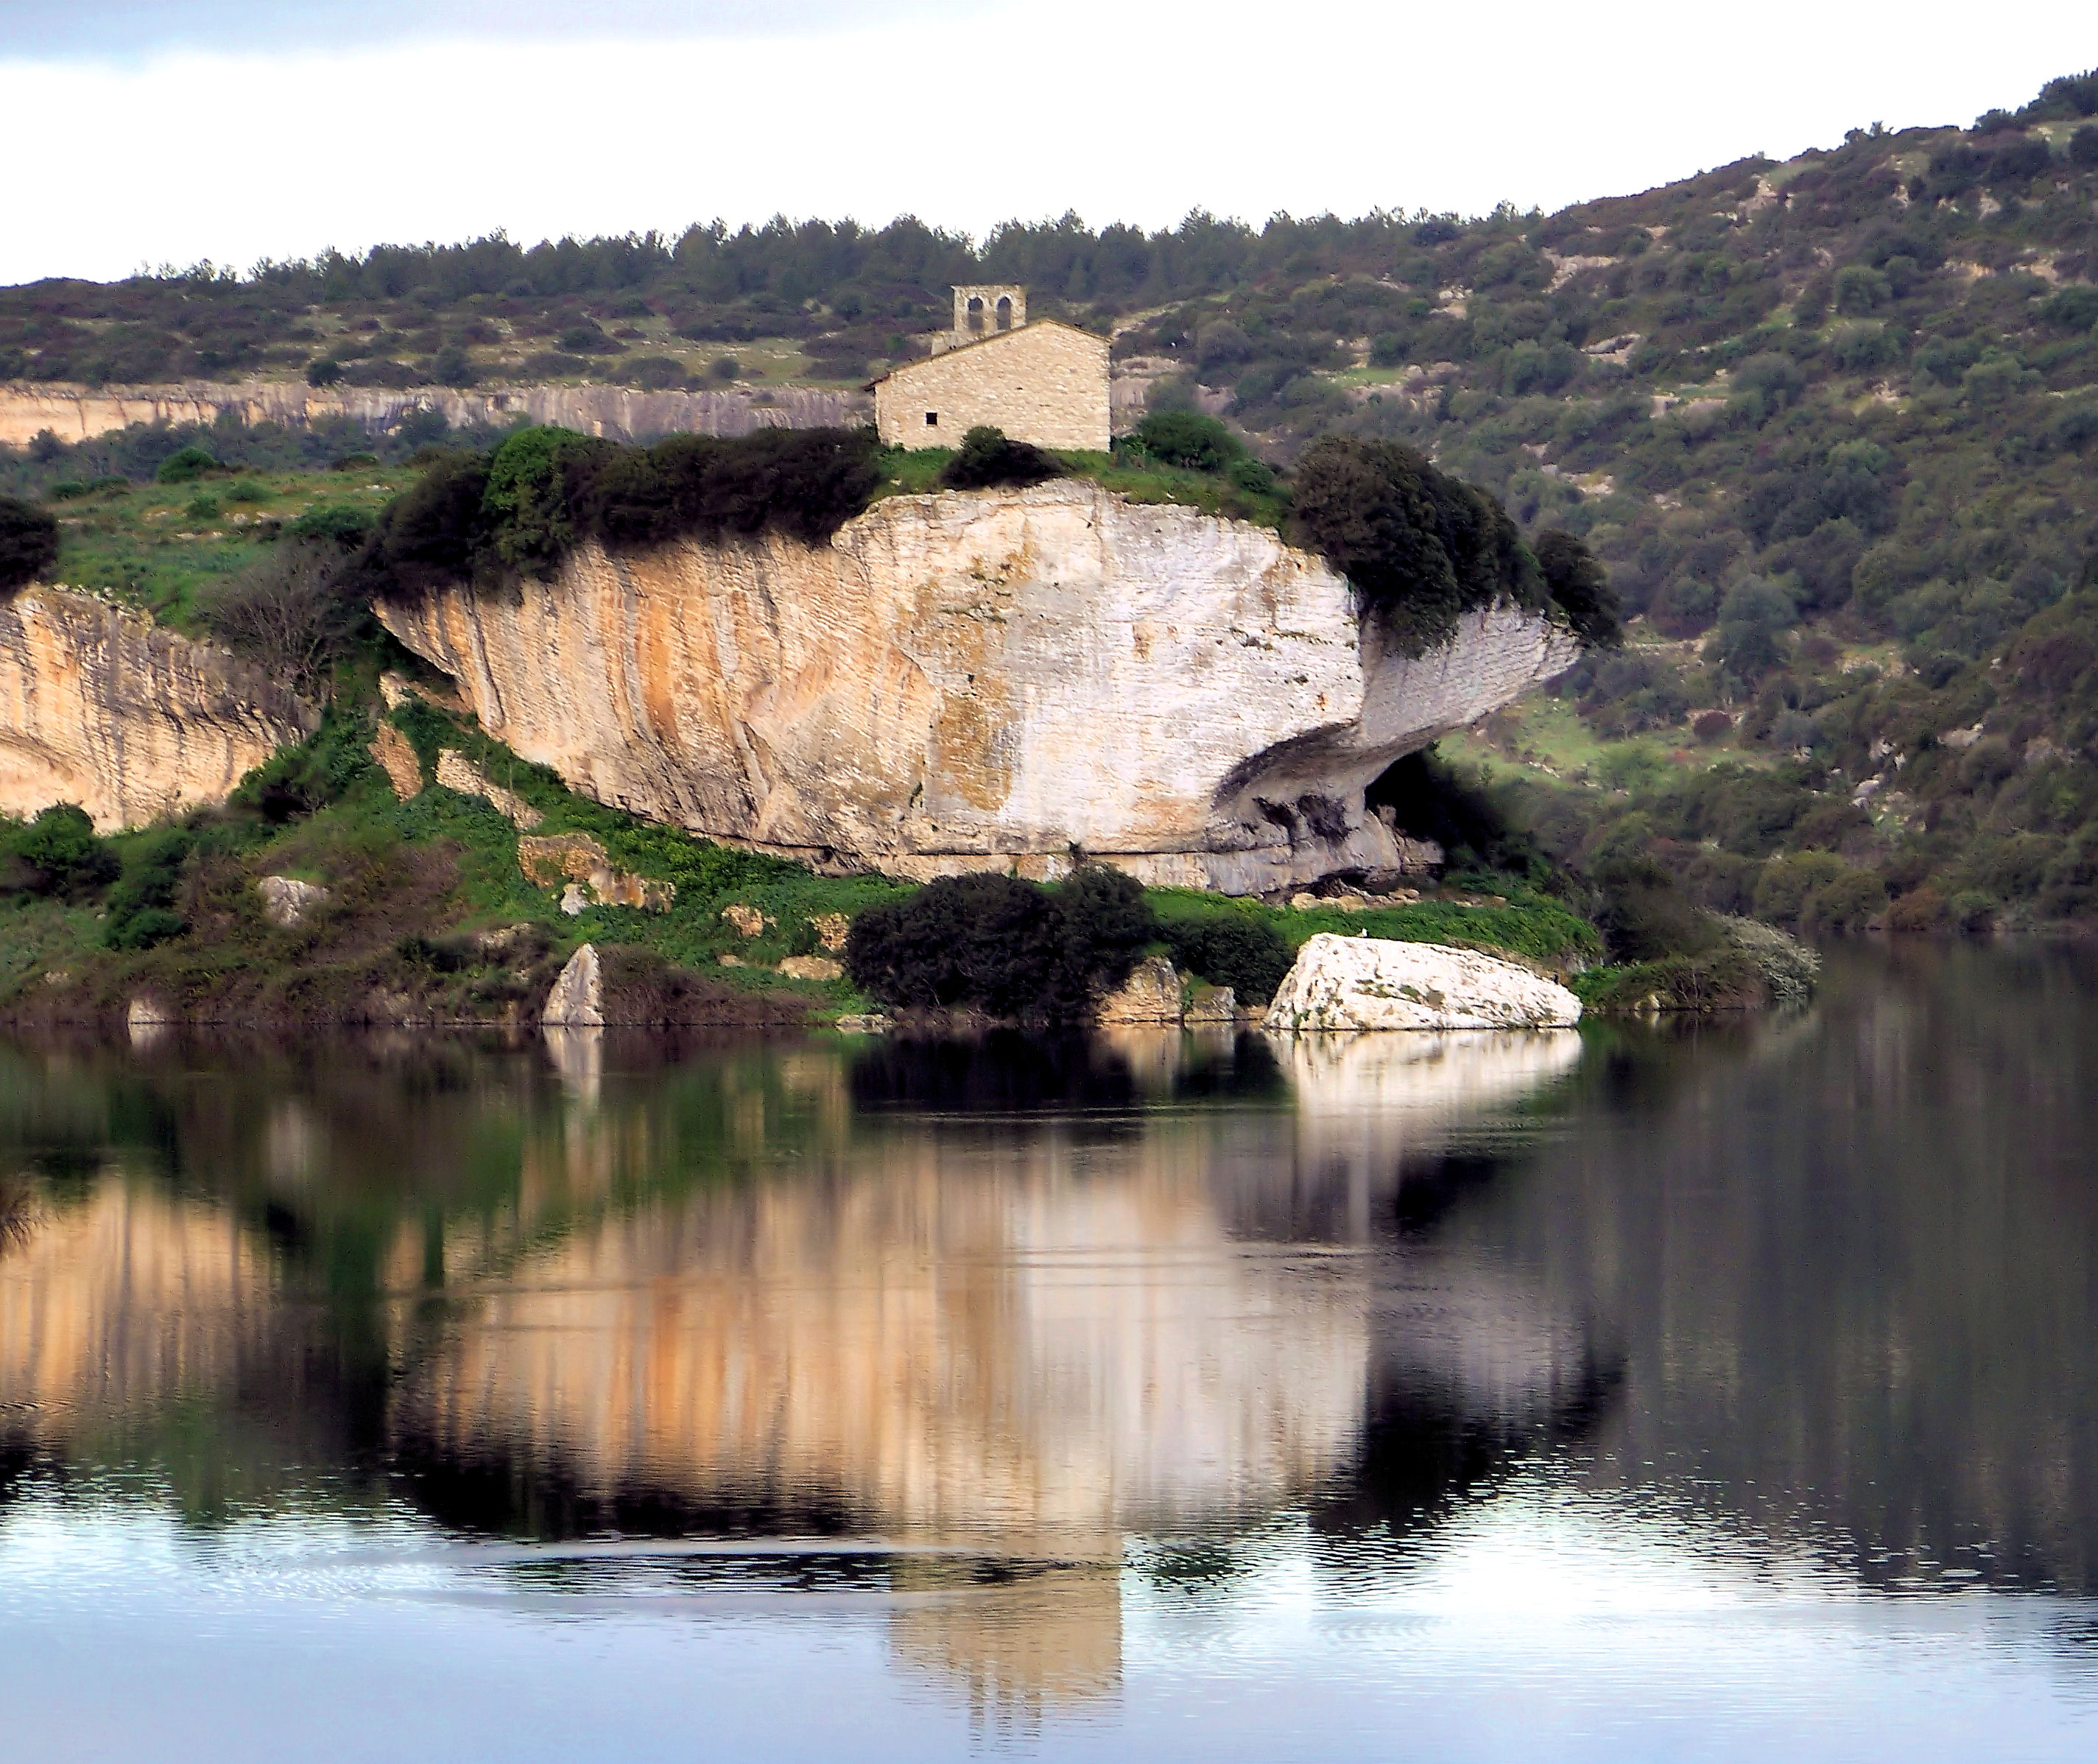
45;465;413;629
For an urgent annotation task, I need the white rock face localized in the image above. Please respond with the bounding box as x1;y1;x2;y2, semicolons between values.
435;749;541;827
542;942;604;1027
1096;956;1184;1025
379;481;1579;895
0;588;317;831
0;378;867;449
256;875;329;929
1265;934;1583;1031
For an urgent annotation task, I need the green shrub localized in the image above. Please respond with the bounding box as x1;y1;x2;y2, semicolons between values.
284;504;376;550
1753;851;1848;926
1158;911;1293;1003
306;358;344;387
1535;529;1622;648
104;827;195;950
843;866;1152;1020
938;426;1063;491
0;495;60;591
155;445;219;484
1130;409;1245;472
1289;435;1546;655
376;450;492;591
230;709;375;822
480;425;610;575
1591;847;1717;962
186;493;220;521
431;345;479;388
1804;867;1886;931
225;479;270;503
1;804;119;897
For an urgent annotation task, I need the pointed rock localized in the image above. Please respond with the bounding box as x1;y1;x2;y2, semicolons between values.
543;942;605;1027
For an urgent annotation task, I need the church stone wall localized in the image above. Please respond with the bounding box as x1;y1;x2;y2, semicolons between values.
876;322;1110;452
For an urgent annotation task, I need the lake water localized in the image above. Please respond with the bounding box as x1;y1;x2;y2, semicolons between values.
3;943;2098;1760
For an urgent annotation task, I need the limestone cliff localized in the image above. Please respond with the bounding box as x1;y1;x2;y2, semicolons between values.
0;588;317;830
0;378;867;448
379;481;1578;893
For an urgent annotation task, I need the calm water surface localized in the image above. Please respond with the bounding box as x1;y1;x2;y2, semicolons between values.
3;943;2097;1760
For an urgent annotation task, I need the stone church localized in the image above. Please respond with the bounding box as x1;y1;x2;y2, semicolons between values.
870;285;1110;452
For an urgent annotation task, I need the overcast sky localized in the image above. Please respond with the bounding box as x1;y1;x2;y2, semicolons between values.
1;0;2090;286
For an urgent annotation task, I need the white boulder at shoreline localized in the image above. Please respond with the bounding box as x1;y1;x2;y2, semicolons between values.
1264;934;1582;1031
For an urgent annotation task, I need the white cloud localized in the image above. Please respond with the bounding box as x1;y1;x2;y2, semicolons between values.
0;0;2086;285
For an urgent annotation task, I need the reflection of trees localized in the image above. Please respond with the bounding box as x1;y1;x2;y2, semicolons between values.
1440;945;2098;1595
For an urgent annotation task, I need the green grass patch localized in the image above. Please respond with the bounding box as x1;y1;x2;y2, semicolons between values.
49;467;415;630
870;445;1289;529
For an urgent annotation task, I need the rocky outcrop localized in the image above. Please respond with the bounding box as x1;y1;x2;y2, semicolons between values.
1096;956;1185;1025
379;481;1578;895
0;587;317;830
435;749;541;826
256;876;329;929
0;378;867;449
1265;934;1583;1031
515;832;675;914
1096;956;1239;1028
542;942;604;1027
368;722;423;799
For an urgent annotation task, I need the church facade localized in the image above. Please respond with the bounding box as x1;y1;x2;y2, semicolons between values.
870;286;1111;452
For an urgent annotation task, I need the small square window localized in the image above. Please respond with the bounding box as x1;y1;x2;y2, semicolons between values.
925;411;938;426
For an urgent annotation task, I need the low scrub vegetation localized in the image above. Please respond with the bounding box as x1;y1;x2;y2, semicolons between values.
843;867;1153;1020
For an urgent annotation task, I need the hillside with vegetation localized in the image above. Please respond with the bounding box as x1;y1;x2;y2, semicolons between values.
4;67;2098;953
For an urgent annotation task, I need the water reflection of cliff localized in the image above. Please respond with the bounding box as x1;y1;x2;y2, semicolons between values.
398;1029;1588;1548
0;1026;1592;1728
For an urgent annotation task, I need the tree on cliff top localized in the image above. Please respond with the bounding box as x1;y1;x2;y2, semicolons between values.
1290;435;1551;655
0;495;59;593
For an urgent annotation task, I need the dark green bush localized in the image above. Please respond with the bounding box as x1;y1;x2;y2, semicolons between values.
284;504;376;550
306;358;345;387
379;424;887;590
1535;529;1622;647
938;426;1064;491
843;866;1153;1020
1591;846;1717;963
431;344;479;388
1;804;119;898
155;445;219;484
1159;912;1293;1003
376;450;492;591
0;495;60;591
104;827;195;950
230;709;375;822
1289;435;1546;655
1130;409;1244;472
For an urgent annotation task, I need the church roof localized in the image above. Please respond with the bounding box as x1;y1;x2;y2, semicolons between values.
863;319;1105;391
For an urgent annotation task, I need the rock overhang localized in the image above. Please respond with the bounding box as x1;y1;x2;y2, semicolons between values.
376;480;1581;895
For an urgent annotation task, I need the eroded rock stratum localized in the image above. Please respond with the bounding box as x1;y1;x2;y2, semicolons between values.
0;588;317;831
380;481;1579;894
